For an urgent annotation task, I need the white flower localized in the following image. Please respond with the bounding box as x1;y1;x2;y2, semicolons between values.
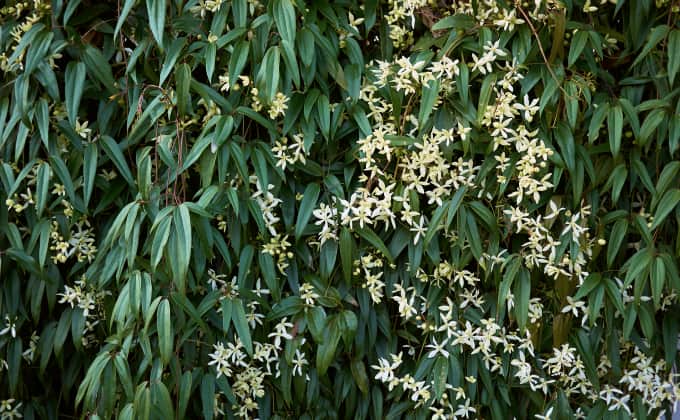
292;349;308;377
268;317;294;349
513;94;540;122
535;406;554;420
0;316;17;338
372;357;394;383
425;337;449;359
410;216;426;244
561;296;586;317
0;399;22;419
453;399;476;418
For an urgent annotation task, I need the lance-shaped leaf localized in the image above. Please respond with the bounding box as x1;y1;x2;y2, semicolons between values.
157;299;173;364
295;183;320;240
232;298;253;356
273;0;296;44
146;0;166;47
65;62;86;126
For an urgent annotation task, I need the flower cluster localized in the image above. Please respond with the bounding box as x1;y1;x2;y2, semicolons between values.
345;4;680;415
0;0;51;73
250;176;282;236
49;220;97;264
356;253;386;304
208;316;308;418
57;277;107;348
0;399;22;420
272;134;307;171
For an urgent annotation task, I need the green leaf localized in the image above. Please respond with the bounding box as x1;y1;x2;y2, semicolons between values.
604;163;627;204
651;189;680;229
49;154;83;213
663;313;679;365
151;215;172;270
497;256;520;320
514;269;531;331
228;141;249;181
554;122;575;173
607;219;628;267
466;210;482;261
176;63;192;117
575;331;600;391
221;297;233;334
160;37;186;85
651;257;666;309
151;382;175;420
236;106;277;136
622;305;637;341
65;62;86;126
355;227;393;263
178;371;193;419
632;25;669;67
607;104;623;157
76;352;108;407
181;134;212;173
280;39;300;88
418;79;440;130
654;161;680;202
37;219;51;267
476;73;497;125
100;135;135;187
307;306;326;343
230;0;246;26
62;0;82;26
232;298;253;356
205;42;216;82
35;162;50;217
35;97;49;148
298;27;314;67
565;82;579;129
273;0;296;45
83;143;97;208
445;187;467;228
237;245;254;287
146;0;166;47
173;204;193;292
431;14;474;31
588;102;608;143
638;108;665;146
229;41;250;88
7;339;21;394
624;247;653;289
316;316;341;375
82;45;116;93
251;146;269;190
317;94;330;140
351;359;369;394
669;29;680;85
345;63;361;101
114;354;134;399
339;227;354;285
574;273;602;300
114;0;136;40
201;374;216;420
261;46;281;100
157;298;173;364
295;183;320;240
604;278;626;316
568;30;589;67
24;31;53;76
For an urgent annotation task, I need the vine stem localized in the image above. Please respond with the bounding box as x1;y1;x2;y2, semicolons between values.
514;1;574;100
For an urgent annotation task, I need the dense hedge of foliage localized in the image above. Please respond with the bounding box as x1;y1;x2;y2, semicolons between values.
1;0;680;418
